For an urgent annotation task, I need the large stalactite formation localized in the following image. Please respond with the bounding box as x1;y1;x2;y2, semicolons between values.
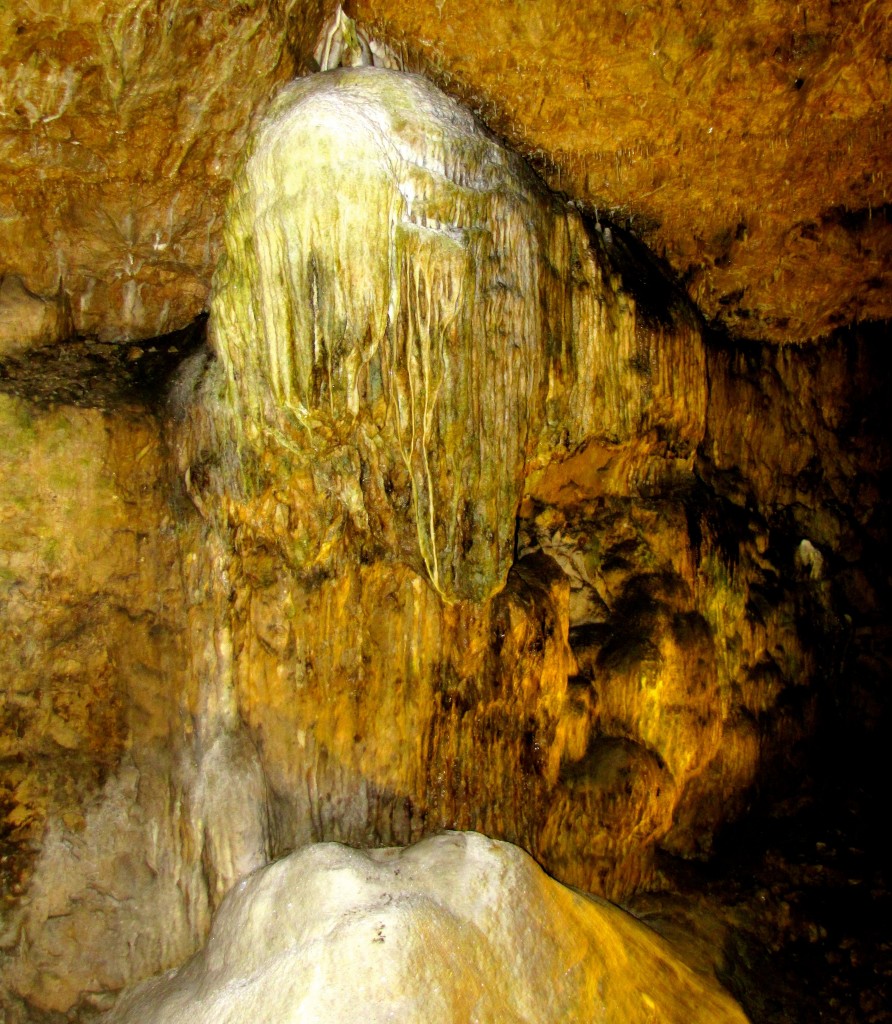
176;66;715;898
0;2;889;1022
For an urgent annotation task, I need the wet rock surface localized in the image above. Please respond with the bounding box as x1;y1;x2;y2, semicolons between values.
208;67;705;602
170;68;714;900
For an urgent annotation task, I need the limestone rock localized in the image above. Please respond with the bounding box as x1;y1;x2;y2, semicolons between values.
0;0;326;345
104;831;749;1024
0;20;887;1021
163;67;718;902
168;67;881;907
0;276;69;358
0;396;206;1020
211;67;552;600
1;754;208;1019
1;0;887;350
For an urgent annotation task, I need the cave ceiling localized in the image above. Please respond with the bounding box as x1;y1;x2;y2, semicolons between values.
1;0;889;355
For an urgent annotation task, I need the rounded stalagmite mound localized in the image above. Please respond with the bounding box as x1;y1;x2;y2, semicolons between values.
104;830;749;1024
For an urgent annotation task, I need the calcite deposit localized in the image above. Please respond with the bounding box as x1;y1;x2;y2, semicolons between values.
104;831;749;1024
166;67;717;900
207;67;704;602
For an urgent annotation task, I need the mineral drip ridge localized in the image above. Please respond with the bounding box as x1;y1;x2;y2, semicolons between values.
166;67;849;915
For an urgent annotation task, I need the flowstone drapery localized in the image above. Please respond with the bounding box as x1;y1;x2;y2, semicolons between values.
205;67;705;603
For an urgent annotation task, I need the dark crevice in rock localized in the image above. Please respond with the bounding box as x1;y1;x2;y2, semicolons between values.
821;201;892;234
582;211;702;332
0;315;208;410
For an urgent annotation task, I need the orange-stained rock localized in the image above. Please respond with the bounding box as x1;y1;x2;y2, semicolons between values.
161;67;716;903
350;0;892;343
0;11;888;1019
0;0;327;345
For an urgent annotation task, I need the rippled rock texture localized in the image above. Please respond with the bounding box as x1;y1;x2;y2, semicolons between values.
206;67;704;602
0;0;325;348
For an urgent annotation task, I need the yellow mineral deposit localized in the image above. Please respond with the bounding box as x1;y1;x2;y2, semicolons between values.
206;67;705;603
162;69;730;914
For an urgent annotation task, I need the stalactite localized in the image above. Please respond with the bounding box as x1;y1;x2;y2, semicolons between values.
203;67;706;603
169;67;722;903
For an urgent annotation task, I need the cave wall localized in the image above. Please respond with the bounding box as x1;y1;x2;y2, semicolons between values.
348;0;892;344
0;2;889;1020
0;396;209;1018
0;0;325;347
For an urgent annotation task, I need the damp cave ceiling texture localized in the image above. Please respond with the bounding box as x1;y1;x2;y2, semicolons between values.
0;0;890;352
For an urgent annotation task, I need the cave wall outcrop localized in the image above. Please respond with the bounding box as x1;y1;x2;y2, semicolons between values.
0;0;327;349
0;397;209;1019
168;67;714;903
162;69;884;922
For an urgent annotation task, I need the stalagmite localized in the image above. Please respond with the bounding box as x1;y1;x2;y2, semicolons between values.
104;831;749;1024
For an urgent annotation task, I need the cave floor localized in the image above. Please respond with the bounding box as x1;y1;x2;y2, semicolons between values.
633;766;892;1024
